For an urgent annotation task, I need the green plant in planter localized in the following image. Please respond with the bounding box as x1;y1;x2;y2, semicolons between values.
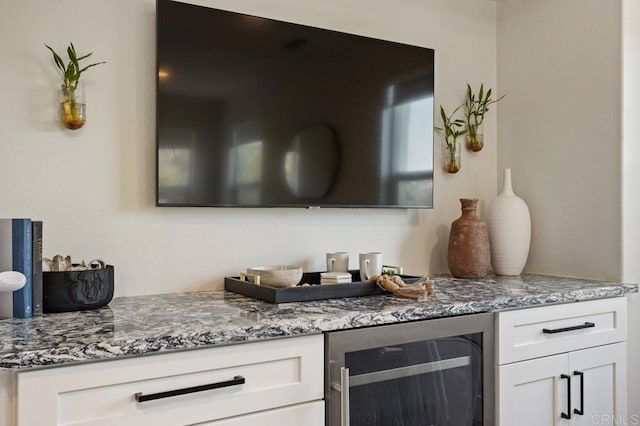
45;42;105;129
464;83;505;152
435;105;466;174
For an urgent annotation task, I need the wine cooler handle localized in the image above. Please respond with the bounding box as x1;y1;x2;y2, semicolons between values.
573;370;585;415
542;322;595;334
561;374;572;419
341;367;350;426
135;375;245;403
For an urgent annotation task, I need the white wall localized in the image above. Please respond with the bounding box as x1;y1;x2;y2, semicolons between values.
497;0;621;280
622;0;640;415
0;0;498;296
498;0;640;414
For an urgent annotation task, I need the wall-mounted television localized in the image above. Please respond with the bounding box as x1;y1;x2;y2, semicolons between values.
156;0;435;208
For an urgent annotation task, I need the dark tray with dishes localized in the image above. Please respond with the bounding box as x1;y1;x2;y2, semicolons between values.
224;270;419;304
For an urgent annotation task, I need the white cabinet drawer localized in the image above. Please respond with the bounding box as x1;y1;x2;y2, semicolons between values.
496;297;627;365
200;401;324;426
15;334;323;426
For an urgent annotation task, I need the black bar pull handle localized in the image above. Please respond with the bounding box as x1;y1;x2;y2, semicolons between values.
573;370;585;415
561;374;572;419
135;375;245;403
543;322;595;334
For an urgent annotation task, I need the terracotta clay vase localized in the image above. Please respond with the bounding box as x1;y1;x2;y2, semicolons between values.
447;198;491;278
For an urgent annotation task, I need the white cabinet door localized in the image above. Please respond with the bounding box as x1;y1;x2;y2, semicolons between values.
570;342;627;425
497;353;569;426
497;343;627;426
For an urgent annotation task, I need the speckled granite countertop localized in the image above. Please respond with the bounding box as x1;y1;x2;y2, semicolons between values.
0;274;636;370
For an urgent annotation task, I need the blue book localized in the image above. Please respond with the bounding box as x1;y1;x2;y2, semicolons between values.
0;218;33;318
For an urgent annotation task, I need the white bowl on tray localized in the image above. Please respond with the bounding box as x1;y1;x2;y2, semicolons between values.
246;265;303;288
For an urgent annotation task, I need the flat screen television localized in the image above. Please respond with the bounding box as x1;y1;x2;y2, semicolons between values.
156;0;435;208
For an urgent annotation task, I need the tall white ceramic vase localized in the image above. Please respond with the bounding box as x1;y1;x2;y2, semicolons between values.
487;169;531;275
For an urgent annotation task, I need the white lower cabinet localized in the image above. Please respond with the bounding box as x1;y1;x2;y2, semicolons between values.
498;343;626;425
496;298;628;425
1;297;632;426
569;343;627;426
12;334;324;426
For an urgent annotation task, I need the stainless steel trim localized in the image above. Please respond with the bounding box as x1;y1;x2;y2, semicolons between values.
340;367;350;426
349;355;471;387
329;367;351;425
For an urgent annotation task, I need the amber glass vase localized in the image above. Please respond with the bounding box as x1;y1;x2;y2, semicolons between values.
60;85;86;130
466;122;484;152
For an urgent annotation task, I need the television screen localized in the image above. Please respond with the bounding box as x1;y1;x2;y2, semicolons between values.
157;0;435;208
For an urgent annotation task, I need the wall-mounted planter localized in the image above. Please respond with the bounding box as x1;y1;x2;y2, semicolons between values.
443;140;461;173
466;122;484;152
60;85;86;130
45;42;104;131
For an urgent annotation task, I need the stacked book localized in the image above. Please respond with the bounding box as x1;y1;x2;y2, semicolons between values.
0;218;43;319
320;272;352;285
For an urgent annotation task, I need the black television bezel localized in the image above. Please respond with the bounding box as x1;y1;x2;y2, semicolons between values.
155;0;435;209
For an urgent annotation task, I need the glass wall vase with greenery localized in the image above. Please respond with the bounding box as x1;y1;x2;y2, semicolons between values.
464;83;505;152
436;105;466;174
45;43;105;130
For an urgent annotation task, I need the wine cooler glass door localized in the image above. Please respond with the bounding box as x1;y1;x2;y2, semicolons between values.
326;313;493;426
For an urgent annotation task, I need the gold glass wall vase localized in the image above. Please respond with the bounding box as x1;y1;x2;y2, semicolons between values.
60;85;86;130
466;122;484;152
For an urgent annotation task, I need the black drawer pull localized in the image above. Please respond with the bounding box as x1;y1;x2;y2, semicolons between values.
573;370;585;415
135;375;245;403
542;322;595;334
561;374;571;419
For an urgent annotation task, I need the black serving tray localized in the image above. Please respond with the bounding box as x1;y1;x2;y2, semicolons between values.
224;270;419;303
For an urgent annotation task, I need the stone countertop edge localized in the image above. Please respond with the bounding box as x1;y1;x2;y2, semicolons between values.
0;275;637;371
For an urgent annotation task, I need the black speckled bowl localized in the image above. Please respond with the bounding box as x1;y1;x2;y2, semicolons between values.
43;266;114;313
